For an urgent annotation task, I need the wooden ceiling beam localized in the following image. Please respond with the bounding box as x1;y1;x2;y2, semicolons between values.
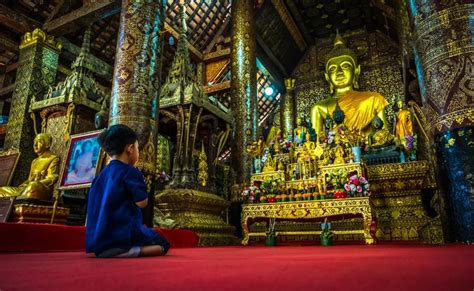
43;0;121;35
0;34;19;53
0;84;15;97
204;15;230;54
203;48;230;63
164;22;203;61
203;80;231;95
256;34;288;78
0;4;41;34
271;0;307;52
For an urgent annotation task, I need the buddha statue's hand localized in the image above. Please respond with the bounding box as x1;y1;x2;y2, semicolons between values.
18;181;49;200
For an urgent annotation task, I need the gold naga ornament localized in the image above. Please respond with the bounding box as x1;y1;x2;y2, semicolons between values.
310;32;390;138
0;133;59;201
197;144;208;187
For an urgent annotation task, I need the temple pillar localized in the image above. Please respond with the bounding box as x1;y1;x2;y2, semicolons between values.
230;0;257;184
280;78;296;138
109;0;163;147
109;0;164;225
409;1;474;242
4;29;61;185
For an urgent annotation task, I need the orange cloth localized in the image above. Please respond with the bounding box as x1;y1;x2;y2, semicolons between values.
395;109;413;139
338;91;389;131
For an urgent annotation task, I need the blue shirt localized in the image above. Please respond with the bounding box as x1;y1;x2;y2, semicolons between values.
86;160;158;255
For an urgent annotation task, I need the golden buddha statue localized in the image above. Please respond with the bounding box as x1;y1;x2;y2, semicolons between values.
0;133;59;200
293;116;308;146
368;116;395;148
311;33;389;138
394;99;413;140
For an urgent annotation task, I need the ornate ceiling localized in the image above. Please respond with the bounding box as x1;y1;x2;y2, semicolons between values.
0;0;401;123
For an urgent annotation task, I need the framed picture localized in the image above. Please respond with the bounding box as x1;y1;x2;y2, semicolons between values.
59;130;104;190
0;148;20;186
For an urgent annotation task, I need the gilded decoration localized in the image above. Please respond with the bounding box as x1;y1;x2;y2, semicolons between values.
230;0;257;184
20;28;62;51
367;161;443;244
10;203;69;224
4;29;61;184
155;189;237;246
241;197;375;245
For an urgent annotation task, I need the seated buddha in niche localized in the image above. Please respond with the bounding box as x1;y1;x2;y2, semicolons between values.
0;133;59;201
311;33;389;138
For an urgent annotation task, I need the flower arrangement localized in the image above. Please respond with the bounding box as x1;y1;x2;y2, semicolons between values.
157;171;170;183
279;138;293;153
400;134;417;161
344;174;370;197
241;185;261;204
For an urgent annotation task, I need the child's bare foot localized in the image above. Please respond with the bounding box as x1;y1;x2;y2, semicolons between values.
140;245;164;256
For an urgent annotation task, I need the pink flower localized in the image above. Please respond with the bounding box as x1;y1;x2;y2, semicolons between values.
359;176;367;183
344;184;351;191
353;178;360;186
356;186;363;193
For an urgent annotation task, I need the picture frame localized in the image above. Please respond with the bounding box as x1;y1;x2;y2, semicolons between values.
0;148;20;187
59;130;104;190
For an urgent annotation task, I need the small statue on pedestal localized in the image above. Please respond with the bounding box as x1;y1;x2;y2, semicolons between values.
0;133;59;201
293;116;308;146
368;116;395;149
394;99;417;161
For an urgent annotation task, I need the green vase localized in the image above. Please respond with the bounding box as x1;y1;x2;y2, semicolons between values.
266;234;277;246
320;236;332;246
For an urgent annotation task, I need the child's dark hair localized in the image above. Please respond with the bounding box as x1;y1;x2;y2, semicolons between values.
98;124;138;156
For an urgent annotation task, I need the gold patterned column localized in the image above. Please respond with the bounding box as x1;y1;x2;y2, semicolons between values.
230;0;257;184
109;0;163;148
280;78;296;139
4;29;61;185
409;1;474;242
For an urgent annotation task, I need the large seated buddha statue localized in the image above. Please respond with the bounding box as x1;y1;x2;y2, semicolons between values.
311;33;389;138
0;133;59;201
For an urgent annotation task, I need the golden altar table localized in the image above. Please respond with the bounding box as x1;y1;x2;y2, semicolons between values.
241;197;375;245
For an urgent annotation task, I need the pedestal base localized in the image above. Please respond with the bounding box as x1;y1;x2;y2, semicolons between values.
368;161;444;244
10;203;69;224
155;189;237;246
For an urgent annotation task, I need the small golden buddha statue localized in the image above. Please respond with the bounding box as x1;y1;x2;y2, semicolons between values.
311;32;389;138
368;116;395;148
394;99;413;140
304;132;315;152
293;116;307;146
0;133;59;200
262;153;276;172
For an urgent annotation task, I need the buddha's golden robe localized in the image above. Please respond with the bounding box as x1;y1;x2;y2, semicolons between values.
337;91;389;132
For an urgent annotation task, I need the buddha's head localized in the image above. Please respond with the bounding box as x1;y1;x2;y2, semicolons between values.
396;100;404;110
296;116;303;127
33;133;52;155
324;32;360;95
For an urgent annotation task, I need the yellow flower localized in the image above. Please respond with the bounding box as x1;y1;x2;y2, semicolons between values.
448;138;455;146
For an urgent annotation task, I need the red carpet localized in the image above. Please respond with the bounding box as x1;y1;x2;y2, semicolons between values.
0;245;473;290
0;223;199;252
